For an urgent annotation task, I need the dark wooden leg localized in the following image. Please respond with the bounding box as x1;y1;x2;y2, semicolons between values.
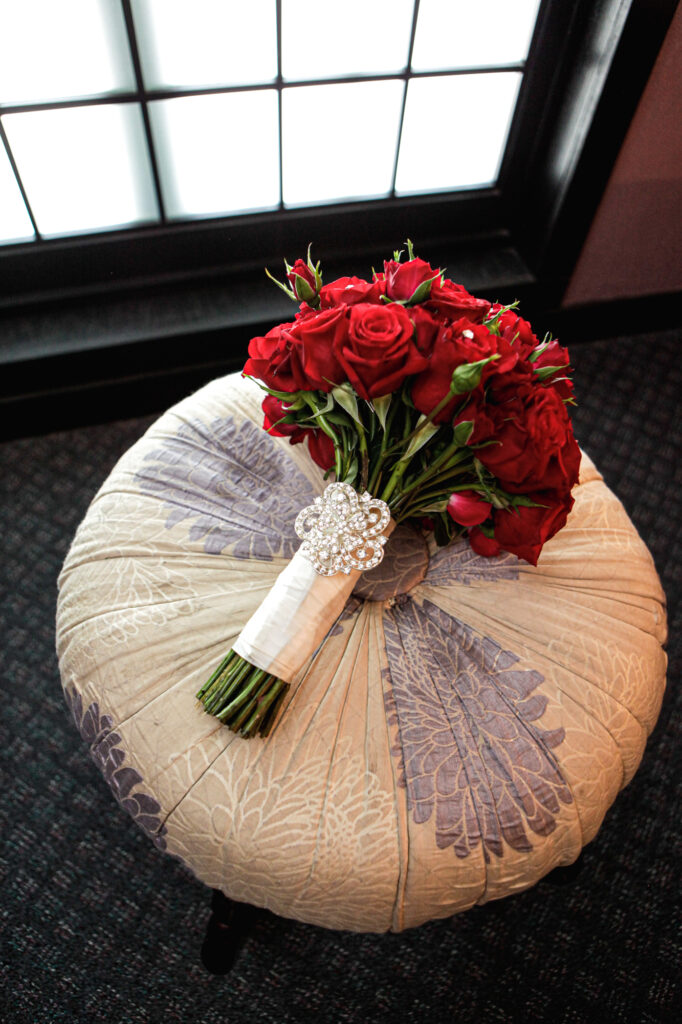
200;889;257;974
543;850;585;886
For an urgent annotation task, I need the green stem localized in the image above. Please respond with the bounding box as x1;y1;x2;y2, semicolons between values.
215;668;269;721
392;447;472;512
204;657;253;715
241;678;288;738
381;387;458;459
196;650;237;699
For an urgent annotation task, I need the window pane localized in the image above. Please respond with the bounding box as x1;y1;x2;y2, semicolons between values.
132;0;277;89
3;105;158;238
0;0;134;105
282;0;414;80
282;81;404;206
412;0;542;70
395;73;521;193
0;141;34;244
149;92;280;218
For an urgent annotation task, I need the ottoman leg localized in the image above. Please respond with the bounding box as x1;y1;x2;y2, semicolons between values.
200;890;257;974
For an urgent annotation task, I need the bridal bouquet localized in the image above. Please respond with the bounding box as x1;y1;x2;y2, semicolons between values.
197;243;580;737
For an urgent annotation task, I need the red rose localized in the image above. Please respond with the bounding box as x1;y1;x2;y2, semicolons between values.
245;307;348;393
532;339;574;400
286;258;317;301
244;321;305;393
262;394;306;441
320;276;384;308
286;306;347;391
382;257;440;302
409;305;441;355
307;429;335;471
333;302;427;399
475;385;581;494
447;490;492;527
411;321;517;422
489;306;538;358
426;278;490;322
491;490;575;565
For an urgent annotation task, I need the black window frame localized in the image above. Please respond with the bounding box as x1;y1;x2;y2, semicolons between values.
0;0;677;438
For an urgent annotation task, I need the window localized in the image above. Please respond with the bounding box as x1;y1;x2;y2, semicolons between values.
0;0;677;439
0;0;543;244
0;0;677;318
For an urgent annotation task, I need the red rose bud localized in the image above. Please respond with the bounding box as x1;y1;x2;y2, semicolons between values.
286;258;318;303
262;394;305;440
468;526;502;558
447;490;493;527
307;429;336;471
383;257;441;303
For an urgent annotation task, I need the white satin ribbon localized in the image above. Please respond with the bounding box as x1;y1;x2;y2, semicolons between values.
233;492;394;681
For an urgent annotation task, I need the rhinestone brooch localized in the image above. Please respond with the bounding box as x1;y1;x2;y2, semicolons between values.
294;482;391;576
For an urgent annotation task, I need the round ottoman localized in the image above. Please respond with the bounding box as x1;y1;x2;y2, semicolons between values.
56;373;667;932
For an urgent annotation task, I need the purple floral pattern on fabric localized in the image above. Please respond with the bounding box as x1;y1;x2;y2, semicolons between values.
382;599;572;860
425;537;520;587
64;687;171;855
353;524;429;601
135;416;316;560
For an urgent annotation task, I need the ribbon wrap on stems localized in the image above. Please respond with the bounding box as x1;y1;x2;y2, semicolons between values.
235;483;394;682
198;484;394;735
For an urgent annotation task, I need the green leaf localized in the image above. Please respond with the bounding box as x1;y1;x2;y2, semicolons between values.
450;354;499;395
405;238;415;260
405;271;442;306
343;456;359;487
452;419;474;446
533;363;565;381
371;394;392;430
246;378;307;407
402;415;440;461
264;266;296;301
510;494;547;509
293;273;316;303
305;243;323;291
332;383;363;426
433;512;455;547
527;340;551;363
417;498;450;513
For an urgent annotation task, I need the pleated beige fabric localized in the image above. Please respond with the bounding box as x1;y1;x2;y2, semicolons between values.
56;373;667;932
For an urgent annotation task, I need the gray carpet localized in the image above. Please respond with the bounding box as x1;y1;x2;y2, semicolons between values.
1;330;680;1023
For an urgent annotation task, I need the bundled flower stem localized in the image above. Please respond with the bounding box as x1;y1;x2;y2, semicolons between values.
197;242;580;737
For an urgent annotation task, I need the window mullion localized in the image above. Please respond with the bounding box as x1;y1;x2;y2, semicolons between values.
120;0;166;223
0;119;41;239
391;0;421;197
276;0;284;210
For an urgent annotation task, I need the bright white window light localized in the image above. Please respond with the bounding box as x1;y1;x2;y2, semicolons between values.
2;105;158;238
149;92;280;218
0;141;34;244
411;0;542;71
282;81;404;206
282;0;414;80
0;0;134;105
395;73;522;193
132;0;277;89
